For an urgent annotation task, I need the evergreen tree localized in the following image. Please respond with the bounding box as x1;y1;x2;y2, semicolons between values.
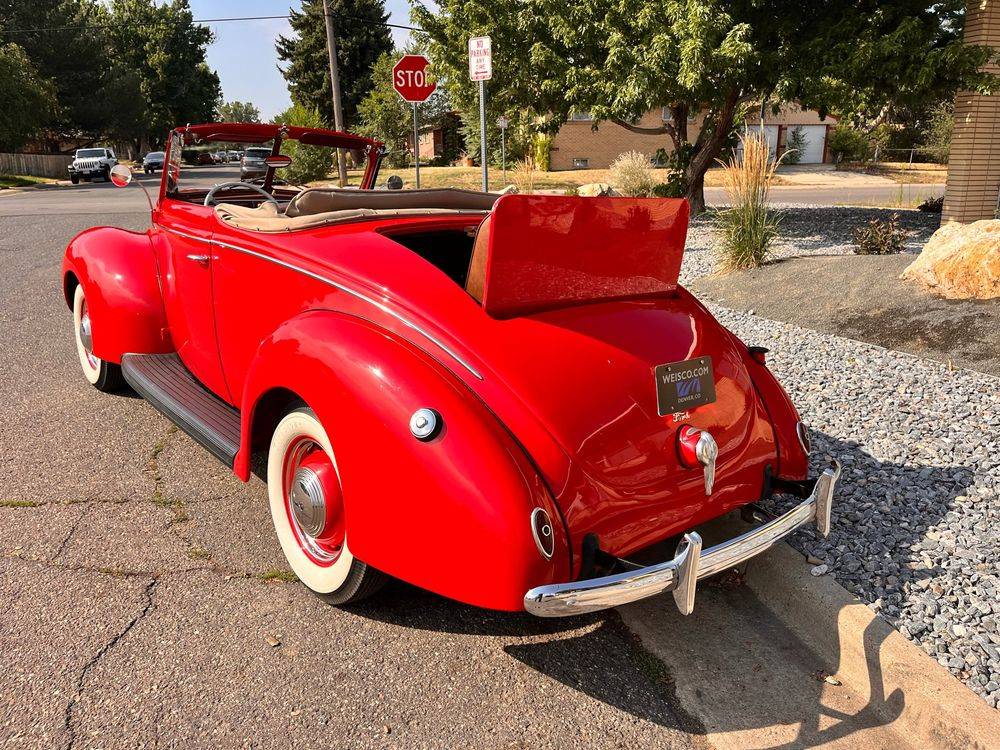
0;42;57;150
276;0;393;129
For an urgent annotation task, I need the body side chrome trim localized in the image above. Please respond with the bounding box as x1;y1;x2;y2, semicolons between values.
155;223;484;379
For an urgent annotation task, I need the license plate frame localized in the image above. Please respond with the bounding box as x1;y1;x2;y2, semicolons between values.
655;356;716;416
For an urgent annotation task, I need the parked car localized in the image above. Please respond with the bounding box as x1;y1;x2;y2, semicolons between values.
211;151;227;164
61;122;838;616
142;151;165;174
240;146;272;181
68;147;117;184
228;150;242;162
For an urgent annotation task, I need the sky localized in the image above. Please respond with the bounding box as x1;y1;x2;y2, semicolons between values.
187;0;415;120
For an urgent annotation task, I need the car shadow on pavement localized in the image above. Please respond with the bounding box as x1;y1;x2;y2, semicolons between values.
351;429;976;746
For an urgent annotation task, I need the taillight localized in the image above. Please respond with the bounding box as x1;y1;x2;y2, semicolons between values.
676;425;702;468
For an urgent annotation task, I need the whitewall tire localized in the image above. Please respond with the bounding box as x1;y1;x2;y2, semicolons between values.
73;285;124;392
267;406;386;605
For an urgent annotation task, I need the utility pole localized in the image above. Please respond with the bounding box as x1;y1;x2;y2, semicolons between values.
322;0;348;187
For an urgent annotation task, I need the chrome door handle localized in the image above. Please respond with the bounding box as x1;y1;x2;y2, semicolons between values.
185;254;211;266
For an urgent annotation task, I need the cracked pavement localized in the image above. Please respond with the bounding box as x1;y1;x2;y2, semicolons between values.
0;202;704;748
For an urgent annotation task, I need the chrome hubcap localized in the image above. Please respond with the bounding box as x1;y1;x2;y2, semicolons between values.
289;466;326;537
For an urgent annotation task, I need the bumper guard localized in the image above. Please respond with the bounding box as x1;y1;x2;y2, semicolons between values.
524;461;841;617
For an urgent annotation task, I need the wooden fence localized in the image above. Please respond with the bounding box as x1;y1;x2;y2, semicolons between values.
0;152;72;179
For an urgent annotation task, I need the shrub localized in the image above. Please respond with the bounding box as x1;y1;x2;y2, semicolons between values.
609;150;657;197
272;104;334;183
918;195;944;213
852;214;906;254
715;130;782;271
827;125;872;162
563;185;579;197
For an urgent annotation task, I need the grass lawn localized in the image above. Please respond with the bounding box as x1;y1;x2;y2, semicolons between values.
837;161;947;184
0;174;56;189
326;164;784;192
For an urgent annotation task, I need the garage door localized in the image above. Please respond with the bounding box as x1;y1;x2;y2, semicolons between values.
786;125;827;163
740;125;779;160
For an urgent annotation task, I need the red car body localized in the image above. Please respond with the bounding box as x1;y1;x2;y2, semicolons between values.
62;123;833;615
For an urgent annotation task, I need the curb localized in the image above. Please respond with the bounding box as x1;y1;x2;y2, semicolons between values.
747;537;1000;750
618;514;1000;750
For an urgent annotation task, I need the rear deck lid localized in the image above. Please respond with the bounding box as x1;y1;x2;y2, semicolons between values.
477;195;689;318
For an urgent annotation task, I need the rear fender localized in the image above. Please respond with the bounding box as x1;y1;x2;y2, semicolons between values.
238;310;570;611
62;226;171;362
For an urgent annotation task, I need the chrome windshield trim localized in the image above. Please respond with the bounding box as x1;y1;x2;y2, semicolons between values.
524;461;841;618
155;223;484;380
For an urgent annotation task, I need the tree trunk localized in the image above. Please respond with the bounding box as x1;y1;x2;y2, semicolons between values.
683;89;743;215
685;168;706;214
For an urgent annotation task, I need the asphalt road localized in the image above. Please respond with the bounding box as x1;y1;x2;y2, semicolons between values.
0;189;703;747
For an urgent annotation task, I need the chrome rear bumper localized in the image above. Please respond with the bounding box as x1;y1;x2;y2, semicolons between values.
524;461;841;617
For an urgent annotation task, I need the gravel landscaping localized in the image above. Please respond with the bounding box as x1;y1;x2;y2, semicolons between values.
684;209;1000;708
682;206;941;284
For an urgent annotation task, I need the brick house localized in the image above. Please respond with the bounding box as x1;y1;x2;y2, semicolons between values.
549;104;838;170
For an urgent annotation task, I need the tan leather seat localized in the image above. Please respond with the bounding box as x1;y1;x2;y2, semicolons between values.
285;187;500;218
465;214;492;303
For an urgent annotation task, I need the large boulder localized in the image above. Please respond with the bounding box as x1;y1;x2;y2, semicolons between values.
901;219;1000;299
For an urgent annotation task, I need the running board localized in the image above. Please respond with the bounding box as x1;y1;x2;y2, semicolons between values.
121;353;240;467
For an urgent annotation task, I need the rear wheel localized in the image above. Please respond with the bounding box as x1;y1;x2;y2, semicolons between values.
267;407;386;605
72;285;124;392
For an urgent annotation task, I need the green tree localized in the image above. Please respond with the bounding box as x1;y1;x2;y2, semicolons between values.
356;49;454;167
276;0;393;129
0;0;111;136
0;42;57;150
217;100;262;123
273;103;335;183
415;0;996;213
920;102;954;164
106;0;221;147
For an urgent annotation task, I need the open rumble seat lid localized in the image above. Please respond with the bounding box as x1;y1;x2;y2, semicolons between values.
474;195;689;318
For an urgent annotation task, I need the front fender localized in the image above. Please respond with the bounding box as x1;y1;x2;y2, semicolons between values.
238;310;570;611
62;226;171;362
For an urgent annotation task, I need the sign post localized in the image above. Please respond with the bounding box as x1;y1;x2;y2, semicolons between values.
392;54;436;189
496;116;509;184
468;36;492;192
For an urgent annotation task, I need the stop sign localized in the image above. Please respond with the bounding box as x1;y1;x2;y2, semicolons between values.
392;55;435;103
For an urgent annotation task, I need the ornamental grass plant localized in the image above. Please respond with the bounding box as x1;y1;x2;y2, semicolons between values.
716;130;783;271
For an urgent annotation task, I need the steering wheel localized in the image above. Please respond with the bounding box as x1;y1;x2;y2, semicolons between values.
204;181;279;207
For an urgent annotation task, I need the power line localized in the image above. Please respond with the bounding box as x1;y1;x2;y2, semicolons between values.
0;12;423;36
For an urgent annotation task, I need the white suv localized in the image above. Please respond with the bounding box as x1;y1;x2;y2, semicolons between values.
68;148;117;184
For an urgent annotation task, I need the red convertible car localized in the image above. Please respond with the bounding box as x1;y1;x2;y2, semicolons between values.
62;122;839;615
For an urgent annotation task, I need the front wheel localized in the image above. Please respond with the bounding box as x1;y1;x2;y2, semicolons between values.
72;285;124;392
267;407;387;605
70;175;79;184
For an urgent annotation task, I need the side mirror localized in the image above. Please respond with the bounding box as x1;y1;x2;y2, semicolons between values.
110;164;133;188
110;163;155;212
264;154;292;169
